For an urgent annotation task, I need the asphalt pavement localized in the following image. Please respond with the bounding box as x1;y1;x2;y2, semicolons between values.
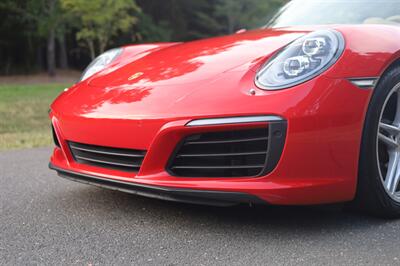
1;148;400;265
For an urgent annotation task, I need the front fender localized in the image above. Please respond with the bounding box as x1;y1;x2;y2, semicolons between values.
326;25;400;78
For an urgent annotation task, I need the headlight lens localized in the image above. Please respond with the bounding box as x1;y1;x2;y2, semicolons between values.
80;48;122;81
255;30;344;90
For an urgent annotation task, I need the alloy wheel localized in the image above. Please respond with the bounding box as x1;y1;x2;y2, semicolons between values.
377;82;400;202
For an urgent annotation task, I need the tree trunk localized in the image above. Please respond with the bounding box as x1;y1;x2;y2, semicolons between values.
99;40;107;55
88;40;96;60
36;46;45;71
47;28;56;76
58;34;68;69
227;15;235;34
5;57;11;75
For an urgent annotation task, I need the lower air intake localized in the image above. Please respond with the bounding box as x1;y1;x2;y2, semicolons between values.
68;142;146;173
167;122;286;178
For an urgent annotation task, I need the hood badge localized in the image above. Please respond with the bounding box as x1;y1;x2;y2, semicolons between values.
128;72;144;81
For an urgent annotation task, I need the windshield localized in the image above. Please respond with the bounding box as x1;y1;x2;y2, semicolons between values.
267;0;400;28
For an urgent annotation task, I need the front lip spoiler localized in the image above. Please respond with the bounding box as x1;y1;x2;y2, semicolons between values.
49;163;266;207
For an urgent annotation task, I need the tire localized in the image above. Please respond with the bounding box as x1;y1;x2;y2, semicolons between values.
352;66;400;218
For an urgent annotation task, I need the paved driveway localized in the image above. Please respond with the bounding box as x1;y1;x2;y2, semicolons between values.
1;148;399;265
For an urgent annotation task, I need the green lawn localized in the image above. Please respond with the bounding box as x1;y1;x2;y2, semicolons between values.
0;84;68;150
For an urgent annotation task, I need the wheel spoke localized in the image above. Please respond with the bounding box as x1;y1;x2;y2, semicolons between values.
391;167;400;194
385;151;400;194
394;92;400;126
379;122;400;135
378;133;398;149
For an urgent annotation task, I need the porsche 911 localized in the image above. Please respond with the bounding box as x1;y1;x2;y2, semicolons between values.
49;0;400;217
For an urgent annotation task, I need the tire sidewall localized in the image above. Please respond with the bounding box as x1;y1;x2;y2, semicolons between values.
358;67;400;216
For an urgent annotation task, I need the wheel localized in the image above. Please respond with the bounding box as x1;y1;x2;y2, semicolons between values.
354;66;400;218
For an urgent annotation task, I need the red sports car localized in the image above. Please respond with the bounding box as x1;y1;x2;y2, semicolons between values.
49;0;400;217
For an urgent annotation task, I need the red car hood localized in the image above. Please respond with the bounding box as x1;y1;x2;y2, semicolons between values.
54;29;307;119
89;29;305;87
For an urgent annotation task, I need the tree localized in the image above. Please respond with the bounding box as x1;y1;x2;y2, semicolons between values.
0;0;69;76
0;0;290;75
132;12;172;43
56;21;69;69
62;0;140;59
214;0;287;34
135;0;219;41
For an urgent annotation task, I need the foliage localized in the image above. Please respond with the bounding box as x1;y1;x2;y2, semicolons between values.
61;0;140;59
0;0;71;75
214;0;288;33
0;0;288;74
133;12;172;43
0;0;64;37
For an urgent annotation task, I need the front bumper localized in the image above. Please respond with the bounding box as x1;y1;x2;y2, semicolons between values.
49;76;373;205
49;163;265;206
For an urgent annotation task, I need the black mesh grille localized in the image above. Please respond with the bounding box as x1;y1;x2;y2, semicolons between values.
68;142;146;173
168;127;270;177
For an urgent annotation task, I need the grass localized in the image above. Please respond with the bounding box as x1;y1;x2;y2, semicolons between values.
0;84;68;150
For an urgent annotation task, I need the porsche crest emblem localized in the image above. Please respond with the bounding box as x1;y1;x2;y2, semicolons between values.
128;72;144;81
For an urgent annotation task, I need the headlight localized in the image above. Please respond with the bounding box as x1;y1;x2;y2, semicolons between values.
255;30;345;90
80;48;122;81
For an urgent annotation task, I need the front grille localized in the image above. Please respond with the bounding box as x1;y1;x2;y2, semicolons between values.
168;127;271;177
68;142;146;172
